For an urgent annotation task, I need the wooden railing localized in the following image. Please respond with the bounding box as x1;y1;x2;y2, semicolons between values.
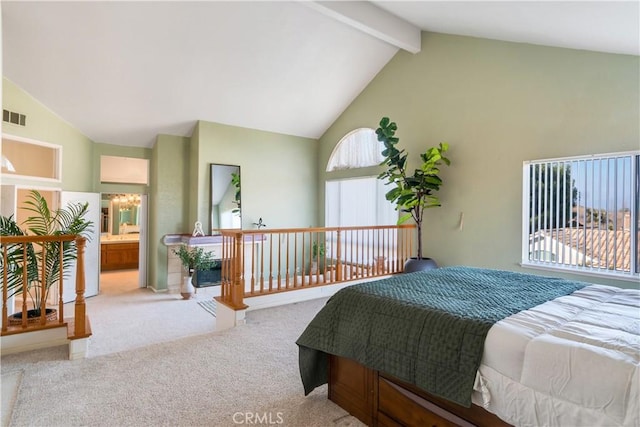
0;234;90;339
216;225;415;310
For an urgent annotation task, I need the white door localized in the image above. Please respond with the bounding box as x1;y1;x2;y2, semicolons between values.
61;191;100;302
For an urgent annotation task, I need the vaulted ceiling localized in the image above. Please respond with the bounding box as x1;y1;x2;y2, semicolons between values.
2;1;638;148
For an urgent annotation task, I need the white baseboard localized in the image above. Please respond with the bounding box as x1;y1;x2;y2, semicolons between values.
245;276;388;311
1;327;68;356
1;327;90;360
211;276;389;331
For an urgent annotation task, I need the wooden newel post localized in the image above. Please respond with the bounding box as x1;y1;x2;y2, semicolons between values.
74;237;87;337
231;232;244;308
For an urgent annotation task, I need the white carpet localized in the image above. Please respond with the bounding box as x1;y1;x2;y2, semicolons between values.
1;371;22;427
0;271;364;427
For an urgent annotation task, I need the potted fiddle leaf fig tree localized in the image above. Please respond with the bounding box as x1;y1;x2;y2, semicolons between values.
376;117;450;272
0;190;93;324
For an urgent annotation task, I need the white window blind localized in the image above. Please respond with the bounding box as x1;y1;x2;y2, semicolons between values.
522;152;639;280
325;177;396;227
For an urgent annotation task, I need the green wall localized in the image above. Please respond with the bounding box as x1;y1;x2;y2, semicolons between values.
5;31;638;290
2;78;94;192
319;33;639;288
149;121;318;290
1;78;320;291
149;134;190;291
195;120;318;232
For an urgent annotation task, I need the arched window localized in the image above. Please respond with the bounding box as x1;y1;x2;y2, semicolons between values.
325;128;396;228
326;128;383;171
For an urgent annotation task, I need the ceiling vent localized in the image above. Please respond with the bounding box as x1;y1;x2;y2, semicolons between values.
3;109;26;126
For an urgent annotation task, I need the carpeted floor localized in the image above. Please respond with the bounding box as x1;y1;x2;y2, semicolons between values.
1;371;22;427
0;270;363;427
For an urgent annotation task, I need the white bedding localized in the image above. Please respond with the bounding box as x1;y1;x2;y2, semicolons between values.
472;284;640;427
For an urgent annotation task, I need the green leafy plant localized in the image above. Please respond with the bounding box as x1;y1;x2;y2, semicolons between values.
376;117;450;260
0;190;93;317
173;244;218;276
312;241;325;260
231;172;241;212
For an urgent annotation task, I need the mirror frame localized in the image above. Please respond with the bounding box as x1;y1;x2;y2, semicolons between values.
210;163;242;232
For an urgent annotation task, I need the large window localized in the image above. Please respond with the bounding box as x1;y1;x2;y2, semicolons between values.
325;177;396;227
522;152;639;280
325;130;398;268
325;128;395;227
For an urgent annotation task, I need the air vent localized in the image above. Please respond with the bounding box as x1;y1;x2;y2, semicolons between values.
3;109;26;126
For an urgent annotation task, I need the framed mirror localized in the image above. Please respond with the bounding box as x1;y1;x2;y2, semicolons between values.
101;193;142;237
210;164;241;232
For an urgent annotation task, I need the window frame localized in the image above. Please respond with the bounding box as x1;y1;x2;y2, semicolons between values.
1;134;63;183
521;150;639;282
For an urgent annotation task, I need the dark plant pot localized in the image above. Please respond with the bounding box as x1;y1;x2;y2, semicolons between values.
193;265;222;288
404;257;438;273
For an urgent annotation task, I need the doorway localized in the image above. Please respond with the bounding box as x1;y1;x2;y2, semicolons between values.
99;193;147;293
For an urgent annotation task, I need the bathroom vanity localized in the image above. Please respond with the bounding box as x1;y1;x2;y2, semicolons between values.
100;236;140;271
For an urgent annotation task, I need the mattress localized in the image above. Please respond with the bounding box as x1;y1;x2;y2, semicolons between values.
473;284;640;426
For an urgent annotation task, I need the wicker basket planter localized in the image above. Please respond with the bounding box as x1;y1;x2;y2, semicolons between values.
8;308;57;326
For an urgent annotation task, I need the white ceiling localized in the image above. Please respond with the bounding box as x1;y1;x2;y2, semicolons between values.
2;1;638;149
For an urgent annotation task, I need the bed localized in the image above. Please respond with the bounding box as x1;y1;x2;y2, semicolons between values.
296;266;640;426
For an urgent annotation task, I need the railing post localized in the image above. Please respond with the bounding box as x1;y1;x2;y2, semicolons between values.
58;240;65;324
231;232;245;308
336;230;342;282
73;237;87;337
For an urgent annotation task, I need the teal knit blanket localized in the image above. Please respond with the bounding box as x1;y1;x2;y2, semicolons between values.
296;266;587;407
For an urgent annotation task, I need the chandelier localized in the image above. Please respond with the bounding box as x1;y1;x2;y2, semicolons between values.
112;194;141;211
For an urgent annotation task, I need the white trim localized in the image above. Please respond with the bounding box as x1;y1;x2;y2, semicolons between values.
524;150;640;165
520;262;639;283
1;133;63;182
0;326;68;356
521;162;531;263
2;133;61;149
0;175;61;184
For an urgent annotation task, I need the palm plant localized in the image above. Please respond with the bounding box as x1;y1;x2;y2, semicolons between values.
0;190;93;318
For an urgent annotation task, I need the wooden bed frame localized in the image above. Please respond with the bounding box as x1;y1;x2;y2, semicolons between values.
329;354;512;427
